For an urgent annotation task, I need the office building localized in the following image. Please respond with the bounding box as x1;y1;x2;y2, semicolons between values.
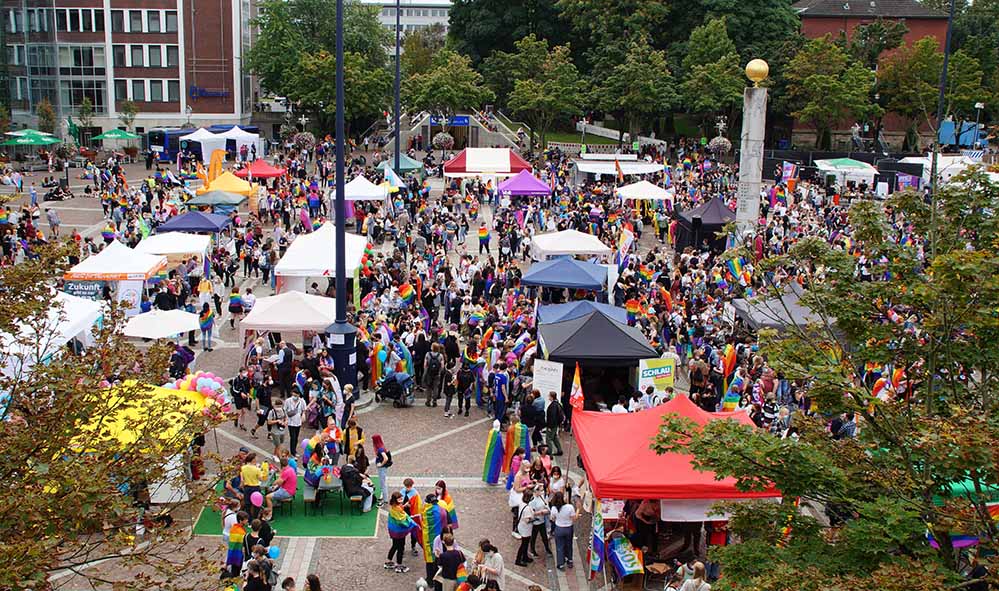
360;0;451;34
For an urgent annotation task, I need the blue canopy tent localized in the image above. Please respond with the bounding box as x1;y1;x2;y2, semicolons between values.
538;300;628;325
521;258;607;291
155;211;231;234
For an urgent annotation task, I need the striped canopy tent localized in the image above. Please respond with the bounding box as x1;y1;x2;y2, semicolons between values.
443;148;531;178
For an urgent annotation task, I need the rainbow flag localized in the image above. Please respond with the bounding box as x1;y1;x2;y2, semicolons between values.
387;505;419;538
503;421;531;470
421;503;448;562
659;288;673;313
478;226;489;245
608;535;644;577
479;326;494;351
199;309;214;331
722;344;737;390
482;427;504;485
440;490;459;529
468;311;485;326
370;342;385;388
398;283;415;307
589;500;605;579
360;292;376;309
727;257;744;279
225;523;246;566
101;225;116;241
927;530;979;549
455;563;468;584
228;293;242;308
638;265;654;282
625;299;642;326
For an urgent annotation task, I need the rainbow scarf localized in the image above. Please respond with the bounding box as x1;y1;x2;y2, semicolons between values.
399;283;415;307
468;311;485;326
439;490;459;529
421;502;448;562
228;293;242;308
199;309;214;331
478;226;489;245
503;422;531;470
482;427;504;485
387;505;419;539
226;523;246;566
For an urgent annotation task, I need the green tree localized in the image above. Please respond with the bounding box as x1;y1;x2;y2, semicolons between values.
589;38;677;144
36;98;56;134
448;0;573;64
401;23;447;78
118;100;139;130
844;18;909;69
481;34;551;107
286;50;391;135
680;18;744;132
653;170;999;591
785;35;878;149
0;105;10;135
0;243;224;589
507;43;586;148
403;49;494;133
702;0;799;64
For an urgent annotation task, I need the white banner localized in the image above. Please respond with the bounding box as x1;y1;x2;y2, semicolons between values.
117;280;144;317
532;358;564;397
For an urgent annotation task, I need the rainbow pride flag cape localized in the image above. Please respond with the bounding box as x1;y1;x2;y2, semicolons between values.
478;226;489;245
399;283;415;307
482;425;504;485
421;502;448;562
387;505;419;539
225;523;246;566
439;490;459;529
503;421;531;470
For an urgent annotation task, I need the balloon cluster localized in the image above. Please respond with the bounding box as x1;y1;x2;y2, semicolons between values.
360;243;375;278
161;370;231;413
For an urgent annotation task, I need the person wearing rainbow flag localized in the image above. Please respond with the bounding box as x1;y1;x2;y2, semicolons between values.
385;491;418;574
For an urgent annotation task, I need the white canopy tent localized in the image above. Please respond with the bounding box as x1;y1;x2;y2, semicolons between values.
273;224;367;292
123;309;201;339
1;291;103;378
616;179;673;201
580;153;638;161
133;232;211;266
217;126;264;159
531;229;612;260
178;128;227;164
572;161;664;176
335;175;388;201
241;291;336;332
64;240;168;281
899;154;977;184
814;158;878;187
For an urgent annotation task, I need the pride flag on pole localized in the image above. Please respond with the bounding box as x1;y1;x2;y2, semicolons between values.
588;499;605;579
570;362;584;412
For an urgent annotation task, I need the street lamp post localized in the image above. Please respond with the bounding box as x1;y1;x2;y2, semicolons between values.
326;0;357;395
974;102;985;149
393;0;401;173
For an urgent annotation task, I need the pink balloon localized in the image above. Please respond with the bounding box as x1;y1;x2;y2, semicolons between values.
250;492;263;507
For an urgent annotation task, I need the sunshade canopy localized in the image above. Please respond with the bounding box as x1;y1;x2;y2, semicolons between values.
196;170;256;196
123;309;201;339
497;170;550;197
573;161;664;176
335;175;388;201
679;197;736;225
92;128;141;140
531;229;612;259
522;258;607;290
233;159;287;179
539;311;656;365
241;291;336;332
617;180;672;200
731;283;825;330
573;394;781;500
186;190;247;207
443;148;532;177
1;134;61;146
377;153;424;172
537;300;628;325
273;223;367;276
1;291;102;378
155;211;231;234
133;232;211;257
6;128;55;137
64;240;168;280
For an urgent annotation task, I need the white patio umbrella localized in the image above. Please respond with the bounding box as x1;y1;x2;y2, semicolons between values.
123;309;201;339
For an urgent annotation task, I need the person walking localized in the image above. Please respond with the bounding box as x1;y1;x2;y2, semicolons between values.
385;491;417;573
284;389;305;448
228;286;243;328
545;390;565;456
424;343;444;407
199;302;214;352
266;398;289;456
372;434;392;506
514;490;535;567
550;491;579;570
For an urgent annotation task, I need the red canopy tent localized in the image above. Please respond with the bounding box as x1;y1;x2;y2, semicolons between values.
573;395;781;501
443;148;531;177
233;159;287;179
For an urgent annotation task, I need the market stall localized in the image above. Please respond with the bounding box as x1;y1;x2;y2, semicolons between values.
815;158;878;187
0;291;103;378
539;310;655;366
195;170;256;196
63;241;168;316
531;229;612;260
522;257;607;291
443;148;532;177
185;190;247;209
536;300;628;325
178;128;226;164
154;211;231;234
616;179;673;201
672;198;735;253
240;291;336;333
272;223;367;293
123;309;201;340
377;153;425;175
133;232;211;266
233;159;287;179
334;175;388;201
497;169;551;197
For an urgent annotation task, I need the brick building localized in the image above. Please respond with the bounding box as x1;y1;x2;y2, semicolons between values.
793;0;949;48
1;0;253;139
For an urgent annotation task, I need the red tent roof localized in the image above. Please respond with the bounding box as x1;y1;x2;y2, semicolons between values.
443;148;531;177
233;159;287;179
572;395;781;500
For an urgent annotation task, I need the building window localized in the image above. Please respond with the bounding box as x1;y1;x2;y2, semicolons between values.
27;46;56;76
131;80;145;101
58;46;106;77
130;45;143;67
114;79;127;102
167;79;180;102
165;11;178;32
148;45;161;68
94;10;104;32
129;10;142;33
68;9;80;32
112;45;126;68
166;46;179;67
56;9;67;31
149;80;163;101
81;9;92;32
60;79;107;114
29;79;57;110
111;10;124;32
147;11;160;33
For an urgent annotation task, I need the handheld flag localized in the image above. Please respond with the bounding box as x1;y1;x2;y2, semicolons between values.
570;362;584;411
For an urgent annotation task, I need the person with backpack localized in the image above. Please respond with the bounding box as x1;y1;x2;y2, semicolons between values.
423;343;445;407
456;362;474;417
545;391;565;456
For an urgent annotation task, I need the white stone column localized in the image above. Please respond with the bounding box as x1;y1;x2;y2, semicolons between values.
736;86;768;234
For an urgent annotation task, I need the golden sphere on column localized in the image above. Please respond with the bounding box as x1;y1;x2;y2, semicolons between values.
745;59;769;86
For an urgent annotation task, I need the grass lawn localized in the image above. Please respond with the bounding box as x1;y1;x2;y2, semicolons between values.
544;130;621;145
193;475;379;538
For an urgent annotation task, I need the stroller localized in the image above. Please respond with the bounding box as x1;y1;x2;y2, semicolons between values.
376;372;416;408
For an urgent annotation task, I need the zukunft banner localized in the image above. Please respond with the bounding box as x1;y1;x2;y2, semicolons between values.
638;357;676;394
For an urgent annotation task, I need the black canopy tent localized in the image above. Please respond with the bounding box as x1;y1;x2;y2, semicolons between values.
731;283;825;330
539;311;657;367
673;198;736;252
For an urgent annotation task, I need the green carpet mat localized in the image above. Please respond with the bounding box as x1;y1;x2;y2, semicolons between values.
192;475;379;538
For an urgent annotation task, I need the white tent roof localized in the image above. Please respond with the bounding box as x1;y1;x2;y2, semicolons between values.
216;125;259;141
179;128;227;164
123;309;201;339
178;128;216;141
616;180;673;200
273;223;367;277
65;240;168;280
133;232;211;256
899;154;975;183
815;159;878;186
241;291;336;332
573;161;665;176
579;153;638;161
1;291;103;378
531;229;612;259
335;175;388;201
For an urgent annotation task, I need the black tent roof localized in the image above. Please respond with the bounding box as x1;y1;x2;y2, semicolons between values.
679;197;736;225
539;311;657;366
731;283;826;330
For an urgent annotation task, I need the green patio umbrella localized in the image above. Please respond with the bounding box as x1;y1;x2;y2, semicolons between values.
1;134;61;146
92;128;141;141
5;128;55;137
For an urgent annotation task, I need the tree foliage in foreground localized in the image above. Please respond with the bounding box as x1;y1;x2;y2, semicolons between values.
403;49;494;133
654;170;999;590
0;242;223;590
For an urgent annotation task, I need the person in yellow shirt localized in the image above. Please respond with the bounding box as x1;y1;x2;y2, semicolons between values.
240;452;263;518
341;418;365;462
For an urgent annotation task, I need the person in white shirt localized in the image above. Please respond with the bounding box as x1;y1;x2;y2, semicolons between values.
284;389;306;449
611;397;628;414
549;491;578;570
242;288;256;312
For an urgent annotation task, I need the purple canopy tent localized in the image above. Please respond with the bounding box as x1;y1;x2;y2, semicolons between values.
497;169;551;196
